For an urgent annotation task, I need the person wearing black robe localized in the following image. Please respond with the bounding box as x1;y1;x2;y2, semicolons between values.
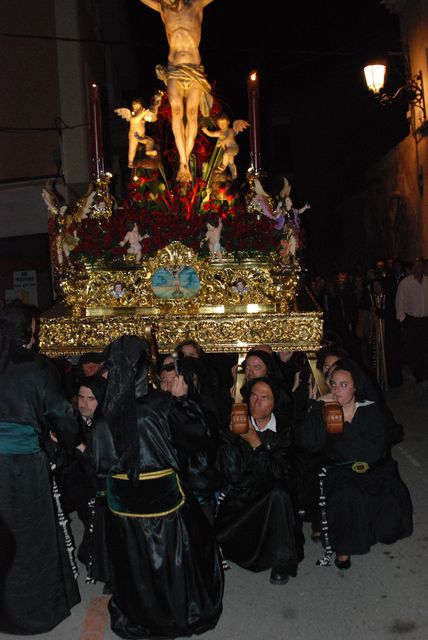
0;304;80;634
94;335;223;639
215;376;298;585
160;356;227;524
239;348;294;416
295;360;413;569
61;376;111;589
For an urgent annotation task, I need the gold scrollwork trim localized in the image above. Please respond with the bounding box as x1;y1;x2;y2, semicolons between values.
39;311;323;357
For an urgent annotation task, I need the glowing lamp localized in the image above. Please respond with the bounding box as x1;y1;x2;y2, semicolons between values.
364;64;386;94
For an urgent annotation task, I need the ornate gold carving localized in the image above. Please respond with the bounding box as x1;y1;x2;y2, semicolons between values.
56;241;301;315
39;310;323;357
39;241;322;356
150;241;200;269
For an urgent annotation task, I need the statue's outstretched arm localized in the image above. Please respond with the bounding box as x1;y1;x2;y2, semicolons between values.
202;126;220;138
139;0;161;12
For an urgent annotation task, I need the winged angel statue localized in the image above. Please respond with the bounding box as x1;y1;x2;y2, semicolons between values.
114;91;163;168
41;182;95;266
202;114;249;180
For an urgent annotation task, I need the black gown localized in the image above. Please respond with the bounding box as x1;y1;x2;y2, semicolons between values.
215;417;298;577
59;412;111;585
94;390;224;639
0;348;80;635
296;400;413;556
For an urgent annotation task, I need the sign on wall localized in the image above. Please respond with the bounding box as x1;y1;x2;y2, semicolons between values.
6;270;39;305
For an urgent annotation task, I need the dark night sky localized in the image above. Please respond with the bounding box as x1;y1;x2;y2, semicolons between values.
113;0;408;271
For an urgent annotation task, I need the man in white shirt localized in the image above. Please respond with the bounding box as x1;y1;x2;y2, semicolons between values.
395;259;428;383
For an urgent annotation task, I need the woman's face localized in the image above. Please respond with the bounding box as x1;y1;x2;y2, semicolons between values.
329;369;356;407
244;355;268;381
180;344;199;358
322;354;339;380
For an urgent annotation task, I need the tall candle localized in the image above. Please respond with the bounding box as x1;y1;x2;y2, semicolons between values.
89;83;104;177
247;70;261;175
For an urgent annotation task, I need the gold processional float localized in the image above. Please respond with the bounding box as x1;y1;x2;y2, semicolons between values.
39;77;323;361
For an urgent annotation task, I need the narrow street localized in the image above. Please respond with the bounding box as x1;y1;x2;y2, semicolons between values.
3;373;428;640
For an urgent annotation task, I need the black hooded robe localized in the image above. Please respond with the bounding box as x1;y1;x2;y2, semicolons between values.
0;349;80;634
215;377;298;578
296;400;413;556
95;390;224;639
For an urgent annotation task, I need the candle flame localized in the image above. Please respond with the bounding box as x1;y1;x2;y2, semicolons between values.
92;83;97;88
250;72;257;81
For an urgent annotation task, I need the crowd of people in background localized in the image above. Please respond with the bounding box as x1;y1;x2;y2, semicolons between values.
0;255;422;637
308;256;428;391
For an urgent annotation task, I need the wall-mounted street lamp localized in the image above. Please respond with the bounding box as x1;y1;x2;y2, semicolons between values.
363;62;426;123
364;60;426;195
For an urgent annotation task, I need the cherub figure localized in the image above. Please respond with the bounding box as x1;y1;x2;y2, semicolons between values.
119;222;149;264
232;279;248;296
112;282;125;299
115;91;163;168
202;114;249;180
200;217;223;260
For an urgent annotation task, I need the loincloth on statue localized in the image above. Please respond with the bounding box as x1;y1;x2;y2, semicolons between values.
155;63;213;117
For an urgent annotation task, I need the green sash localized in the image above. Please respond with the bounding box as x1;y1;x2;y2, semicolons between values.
0;422;40;454
106;468;185;518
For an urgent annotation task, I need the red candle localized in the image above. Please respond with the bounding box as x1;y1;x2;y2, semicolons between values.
89;83;104;176
247;70;261;175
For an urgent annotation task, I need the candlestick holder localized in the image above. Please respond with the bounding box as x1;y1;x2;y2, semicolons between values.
88;171;114;220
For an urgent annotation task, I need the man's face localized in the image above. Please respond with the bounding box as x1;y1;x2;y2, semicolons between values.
81;362;103;377
161;0;180;10
160;369;176;392
249;381;274;422
78;386;98;419
244;355;268;381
